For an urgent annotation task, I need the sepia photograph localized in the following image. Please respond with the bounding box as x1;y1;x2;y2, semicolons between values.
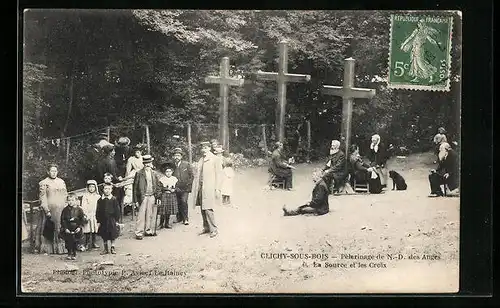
20;9;461;293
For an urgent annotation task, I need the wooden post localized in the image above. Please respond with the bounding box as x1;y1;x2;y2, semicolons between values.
187;123;192;164
65;138;71;164
29;203;33;251
145;125;151;155
205;57;245;152
261;124;268;156
255;41;311;143
106;126;111;142
322;57;376;171
306;120;311;163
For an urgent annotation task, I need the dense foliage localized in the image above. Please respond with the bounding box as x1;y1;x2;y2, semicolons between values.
22;10;461;199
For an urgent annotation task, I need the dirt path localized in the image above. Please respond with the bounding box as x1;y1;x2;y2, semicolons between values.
21;152;459;293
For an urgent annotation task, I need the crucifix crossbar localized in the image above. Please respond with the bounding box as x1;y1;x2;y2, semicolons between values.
205;57;245;152
256;41;311;143
322;57;376;171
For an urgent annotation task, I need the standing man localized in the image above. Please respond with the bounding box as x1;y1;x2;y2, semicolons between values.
132;154;161;239
190;141;223;238
172;148;194;225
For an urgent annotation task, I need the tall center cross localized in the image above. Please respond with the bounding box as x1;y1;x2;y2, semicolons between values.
205;57;245;152
322;57;376;170
256;41;311;143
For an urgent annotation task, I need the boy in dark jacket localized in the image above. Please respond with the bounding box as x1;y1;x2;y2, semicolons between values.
282;168;333;216
60;193;85;260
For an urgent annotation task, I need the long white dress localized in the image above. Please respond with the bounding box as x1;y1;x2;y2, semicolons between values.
80;192;100;233
221;167;234;196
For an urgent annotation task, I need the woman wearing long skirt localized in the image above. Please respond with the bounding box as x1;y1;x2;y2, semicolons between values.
34;164;68;254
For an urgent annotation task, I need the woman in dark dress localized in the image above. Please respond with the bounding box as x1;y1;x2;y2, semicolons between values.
268;142;295;190
349;144;383;194
367;134;389;187
96;183;121;255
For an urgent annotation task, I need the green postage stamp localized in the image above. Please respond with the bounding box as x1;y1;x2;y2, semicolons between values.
388;14;453;91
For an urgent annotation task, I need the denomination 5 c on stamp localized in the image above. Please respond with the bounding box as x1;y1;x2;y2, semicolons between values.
388;14;454;91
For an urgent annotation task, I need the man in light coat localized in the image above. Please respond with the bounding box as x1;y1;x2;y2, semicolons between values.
190;141;223;238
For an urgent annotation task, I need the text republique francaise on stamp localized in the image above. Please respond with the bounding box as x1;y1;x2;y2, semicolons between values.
388;14;454;91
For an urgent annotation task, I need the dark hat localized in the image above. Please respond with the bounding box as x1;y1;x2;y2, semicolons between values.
160;161;175;171
142;154;154;163
102;144;115;154
200;141;211;147
133;144;144;151
172;148;183;155
117;137;131;146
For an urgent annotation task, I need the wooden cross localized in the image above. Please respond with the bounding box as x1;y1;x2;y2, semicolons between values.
322;57;376;170
256;41;311;143
205;57;245;152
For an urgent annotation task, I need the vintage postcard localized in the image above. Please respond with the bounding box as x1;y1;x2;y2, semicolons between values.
20;9;461;294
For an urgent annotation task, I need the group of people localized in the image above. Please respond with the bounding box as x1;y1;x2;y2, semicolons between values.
280;134;390;217
28;133;235;260
25;127;459;259
280;128;460;217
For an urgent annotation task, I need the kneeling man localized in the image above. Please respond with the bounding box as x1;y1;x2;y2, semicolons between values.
282;168;333;216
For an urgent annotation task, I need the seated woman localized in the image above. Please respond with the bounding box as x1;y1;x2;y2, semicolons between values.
348;144;383;194
282;168;332;216
322;140;348;193
367;134;389;188
428;142;459;197
268;141;295;190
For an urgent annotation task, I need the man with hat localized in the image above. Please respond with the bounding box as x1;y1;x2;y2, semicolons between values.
132;154;162;239
97;132;112;150
172;148;193;225
114;136;131;178
190;141;223;238
97;144;119;183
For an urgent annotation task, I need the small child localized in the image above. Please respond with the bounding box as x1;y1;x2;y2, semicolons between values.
100;172;117;195
222;160;234;205
96;183;121;254
80;180;100;250
158;162;178;229
433;127;448;163
60;193;85;260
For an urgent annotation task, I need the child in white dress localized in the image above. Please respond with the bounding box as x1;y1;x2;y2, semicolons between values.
80;180;100;250
222;160;234;205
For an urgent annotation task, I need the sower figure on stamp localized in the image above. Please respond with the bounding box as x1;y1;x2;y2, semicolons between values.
191;141;223;238
282;168;333;216
132;155;161;240
172;148;193;225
